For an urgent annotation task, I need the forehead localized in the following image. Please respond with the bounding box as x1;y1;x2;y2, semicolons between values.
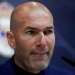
17;8;53;30
28;9;53;21
27;11;53;28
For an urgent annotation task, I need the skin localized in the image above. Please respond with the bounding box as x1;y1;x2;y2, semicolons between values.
7;1;55;74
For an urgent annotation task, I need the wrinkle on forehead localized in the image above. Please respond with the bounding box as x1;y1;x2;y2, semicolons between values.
10;2;53;33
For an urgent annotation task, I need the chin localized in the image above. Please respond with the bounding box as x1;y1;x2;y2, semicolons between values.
33;60;49;70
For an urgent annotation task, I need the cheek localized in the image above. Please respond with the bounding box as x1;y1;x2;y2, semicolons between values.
47;36;55;47
47;37;55;56
46;37;55;56
19;37;36;51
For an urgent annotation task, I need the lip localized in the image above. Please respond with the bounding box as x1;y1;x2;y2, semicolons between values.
31;50;48;55
31;51;48;59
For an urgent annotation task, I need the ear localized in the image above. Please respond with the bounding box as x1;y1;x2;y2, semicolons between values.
6;31;16;48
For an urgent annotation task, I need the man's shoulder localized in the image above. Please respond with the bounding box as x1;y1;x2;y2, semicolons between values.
0;65;2;73
0;57;15;75
0;57;13;69
44;65;75;75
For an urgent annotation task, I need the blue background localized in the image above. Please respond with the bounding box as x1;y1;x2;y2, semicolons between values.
0;0;75;72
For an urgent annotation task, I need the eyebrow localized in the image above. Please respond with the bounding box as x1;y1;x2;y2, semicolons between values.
45;26;54;30
25;26;38;30
25;25;54;31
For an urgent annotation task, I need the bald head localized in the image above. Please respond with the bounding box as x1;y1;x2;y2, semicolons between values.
10;1;53;33
7;2;55;73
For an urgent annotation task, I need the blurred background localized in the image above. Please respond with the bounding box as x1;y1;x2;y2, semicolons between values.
0;0;75;72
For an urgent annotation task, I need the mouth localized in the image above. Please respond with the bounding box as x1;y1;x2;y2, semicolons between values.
31;51;48;59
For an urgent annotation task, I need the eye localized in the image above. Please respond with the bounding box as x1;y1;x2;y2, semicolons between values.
26;30;37;35
44;30;53;35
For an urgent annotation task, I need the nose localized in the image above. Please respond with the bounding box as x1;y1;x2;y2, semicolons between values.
35;32;47;47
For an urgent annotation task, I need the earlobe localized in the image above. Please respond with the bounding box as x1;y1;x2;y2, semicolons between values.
6;31;15;48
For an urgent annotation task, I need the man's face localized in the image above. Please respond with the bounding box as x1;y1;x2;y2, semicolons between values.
13;10;55;73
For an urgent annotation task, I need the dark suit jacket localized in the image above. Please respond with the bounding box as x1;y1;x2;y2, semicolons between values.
0;57;75;75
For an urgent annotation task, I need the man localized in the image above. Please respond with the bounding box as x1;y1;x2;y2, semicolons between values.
0;1;75;75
